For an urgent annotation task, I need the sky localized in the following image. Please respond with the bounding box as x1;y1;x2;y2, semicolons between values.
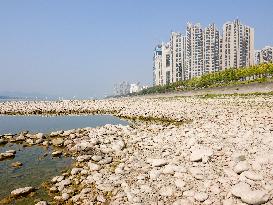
0;0;272;98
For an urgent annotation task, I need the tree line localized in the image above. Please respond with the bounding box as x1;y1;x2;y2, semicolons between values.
140;63;273;95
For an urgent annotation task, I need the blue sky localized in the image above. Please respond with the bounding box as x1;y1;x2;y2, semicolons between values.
0;0;272;98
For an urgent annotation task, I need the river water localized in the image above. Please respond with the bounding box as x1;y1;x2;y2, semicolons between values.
0;115;128;135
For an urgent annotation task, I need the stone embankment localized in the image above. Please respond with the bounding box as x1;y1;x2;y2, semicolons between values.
0;95;273;204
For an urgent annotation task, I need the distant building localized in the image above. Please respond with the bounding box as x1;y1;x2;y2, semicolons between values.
255;50;261;65
130;83;141;93
162;42;172;85
153;19;256;86
222;19;254;69
153;44;163;86
186;23;203;79
255;46;273;64
114;81;130;96
203;24;221;73
170;32;187;82
114;82;148;95
261;46;272;63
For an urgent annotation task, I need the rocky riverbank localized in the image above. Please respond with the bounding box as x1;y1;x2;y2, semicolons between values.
0;95;273;204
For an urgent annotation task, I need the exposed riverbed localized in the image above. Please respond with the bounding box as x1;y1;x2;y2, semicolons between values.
0;96;273;204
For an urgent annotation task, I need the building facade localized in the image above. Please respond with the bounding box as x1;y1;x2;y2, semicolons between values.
222;19;254;69
255;50;261;65
153;44;163;85
259;46;273;64
153;42;172;85
161;42;172;85
203;24;220;73
186;23;203;79
170;32;187;82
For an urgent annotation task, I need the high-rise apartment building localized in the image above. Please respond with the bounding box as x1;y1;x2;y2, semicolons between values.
255;50;261;65
153;43;172;86
255;46;273;64
203;24;220;73
222;19;254;69
261;46;273;63
186;23;203;79
161;42;172;85
219;37;223;69
153;19;256;86
153;44;163;85
170;32;187;82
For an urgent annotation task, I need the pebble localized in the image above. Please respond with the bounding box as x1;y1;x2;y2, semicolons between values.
148;158;168;167
35;201;48;205
244;171;263;181
194;192;208;202
88;162;101;171
11;161;23;168
159;186;175;196
189;167;203;180
52;150;62;157
234;161;250;174
11;187;35;197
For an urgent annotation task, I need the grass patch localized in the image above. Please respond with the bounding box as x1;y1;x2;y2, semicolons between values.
197;91;273;99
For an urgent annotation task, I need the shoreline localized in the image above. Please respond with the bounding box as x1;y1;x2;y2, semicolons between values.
0;95;273;204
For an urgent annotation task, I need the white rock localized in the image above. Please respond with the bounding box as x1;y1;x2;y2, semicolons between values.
234;161;250;174
71;168;82;175
112;140;125;151
175;179;186;189
98;157;112;165
56;179;71;187
241;190;269;205
52;138;64;147
88;162;101;171
189;167;203;180
231;182;251;198
173;199;193;205
162;164;180;174
222;198;233;205
62;193;70;201
52;175;64;183
149;169;161;180
91;155;102;162
76;155;91;162
52;150;62;157
11;187;34;197
148;158;168;167
159;186;174;196
194;192;208;202
231;182;269;204
244;171;263;181
97;194;106;202
190;147;213;162
6;150;16;154
35;201;48;205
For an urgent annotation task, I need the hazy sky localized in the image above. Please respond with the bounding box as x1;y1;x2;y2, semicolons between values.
0;0;272;98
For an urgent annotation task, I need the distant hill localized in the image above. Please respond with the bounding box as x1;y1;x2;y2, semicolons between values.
0;96;18;99
0;91;55;100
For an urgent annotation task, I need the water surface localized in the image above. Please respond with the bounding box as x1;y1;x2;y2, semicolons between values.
0;115;128;135
0;143;72;204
